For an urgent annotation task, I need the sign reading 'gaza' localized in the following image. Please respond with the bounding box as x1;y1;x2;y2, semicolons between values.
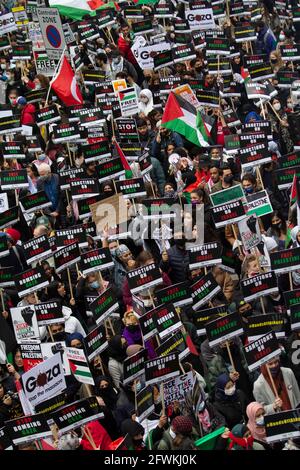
80;247;114;275
15;267;49;297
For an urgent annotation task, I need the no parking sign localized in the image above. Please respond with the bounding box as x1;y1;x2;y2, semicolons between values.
37;7;66;60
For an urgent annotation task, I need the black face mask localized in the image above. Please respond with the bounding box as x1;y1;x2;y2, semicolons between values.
98;385;118;406
174;238;186;249
242;308;253;318
52;332;67;342
270;59;277;64
126;325;139;333
133;438;144;447
223;175;234;184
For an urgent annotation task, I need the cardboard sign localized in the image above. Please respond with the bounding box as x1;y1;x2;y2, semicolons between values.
212;200;246;228
12;44;32;60
20;342;43;372
277;71;299;88
59;167;85;190
241;271;278;302
5;414;52;445
66;347;94;385
90;287;119;325
0;12;17;35
248;63;274;82
123;348;148;385
205;37;230;55
138;149;152;175
83;324;108;362
192;304;227;336
145;353;180;385
52;123;81;144
115;118;138;142
186;8;215;30
237;215;261;251
132;42;171;70
207;57;231;76
163;371;194;406
0;206;19;229
275;166;300;190
35;301;64;326
284;289;300;314
153;304;182;340
15;267;49;298
264;409;300;443
245;190;273;218
96;157;125;183
159;76;182;95
235;25;256;42
156;281;192;308
54;243;81;274
210;184;244;207
35;105;61;126
189;242;222;269
278;150;300;170
34;392;67;415
206;311;244;347
280;44;300;62
132;19;154;35
245;81;270;100
115;177;146;199
56;225;87;249
136;385;154;421
22;354;66;408
23;235;52;264
139;307;158;341
0;235;9;258
82;70;106;85
127;263;163;294
0;267;15;287
270;247;300;275
173;44;196;63
154;49;174;70
0;142;25;159
290;304;300;331
118;87;139;118
20;191;52;214
80;247;114;275
0;169;29;190
240;133;266;148
246;313;286;341
242;120;272;139
195;89;219;108
191;272;222;310
51;397;104;433
224;134;240;154
243;331;281;371
77;195;100;220
156;330;190;360
37;7;66;60
239;143;271;169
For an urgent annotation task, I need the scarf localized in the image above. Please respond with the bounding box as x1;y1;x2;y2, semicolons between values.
228;434;254;450
261;365;292;411
246;402;267;442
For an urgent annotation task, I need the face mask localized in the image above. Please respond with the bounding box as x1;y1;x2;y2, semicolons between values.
223;175;234;184
90;281;100;289
191;200;200;205
9;98;16;105
279;34;285;41
174;239;186;249
270;58;277;64
244;186;254;194
38;154;46;161
195;67;202;72
0;64;6;70
112;57;121;65
126;324;139;333
35;84;41;90
255;416;264;427
269;364;280;377
39;175;49;183
272;222;282;228
197;400;206;412
224;385;236;396
164;190;175;198
273;103;281;111
135;382;142;392
75;158;82;167
110;248;117;256
53;331;66;342
133;438;144;447
169;429;176;440
287;102;293;109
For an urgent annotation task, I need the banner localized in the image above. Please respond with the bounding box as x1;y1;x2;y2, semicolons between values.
145;353;180;385
35;301;64;326
189;242;222;269
83;324;108;362
243;330;281;371
205;312;244;348
163;371;194;406
23;235;52;264
127;263;163;294
191;272;221;310
22;354;66;408
123;348;148;385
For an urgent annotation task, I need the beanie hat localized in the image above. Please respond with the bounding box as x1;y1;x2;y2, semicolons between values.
5;228;21;243
16;96;27;106
171;416;193;436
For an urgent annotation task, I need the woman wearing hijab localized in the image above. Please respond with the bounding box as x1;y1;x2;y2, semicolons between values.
213;373;248;429
66;332;84;349
246;402;270;449
138;89;154;116
244;111;263;124
227;424;264;450
107;335;128;389
121;419;146;450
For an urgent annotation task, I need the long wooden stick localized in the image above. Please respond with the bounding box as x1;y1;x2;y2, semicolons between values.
160;383;165;415
289;272;293;291
266;363;279;399
82;426;97;450
226;341;235;371
67;268;74;298
232;224;242;255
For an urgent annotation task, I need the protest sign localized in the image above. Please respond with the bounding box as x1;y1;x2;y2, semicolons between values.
0;142;25;159
243;331;282;371
270;247;300;274
37;7;66;60
5;414;52;445
69;178;100;201
11;306;40;344
0;169;29;190
66;347;94;385
51;396;104;433
15;267;49;297
189;242;222;269
54;243;81;274
237;215;261;251
290;304;300;332
156;330;190;361
264;409;300;443
0;235;9;258
136;385;154;421
154;50;174;70
142;197;177;220
145;353;180;385
163;372;194;406
206;312;244;348
241;271;278;302
210;185;244;206
156;281;193;308
35;105;61;126
127;263;163;294
239;143;271;169
245;190;273;218
212;200;246;228
83;325;108;362
35;301;64;326
20;342;43;372
52;123;81;144
123;349;147;385
0;267;15;287
22;354;66;408
35;392;67;415
59;167;85;190
20;191;52;214
89;287;119;325
246;313;286;341
191;272;221;310
96;157;125;183
0;206;19;229
186;8;215;30
245;82;270;100
131;41;170;70
23;235;52;265
192;305;227;336
115;178;146;199
153;304;182;340
0;12;17;35
118;87;139;117
56;226;87;249
275;166;300;190
224;134;240;154
283;289;300;314
195;89;219;108
77;195;101;220
80;248;114;275
139;308;158;341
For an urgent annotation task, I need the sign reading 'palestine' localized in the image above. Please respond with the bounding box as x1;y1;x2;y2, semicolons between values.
0;169;29;189
290;304;300;331
156;281;192;307
205;311;244;348
284;289;300;314
270;247;300;274
89;286;119;325
0;267;15;287
20;191;52;214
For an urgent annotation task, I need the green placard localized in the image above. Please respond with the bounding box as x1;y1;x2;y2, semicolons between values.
210;184;244;206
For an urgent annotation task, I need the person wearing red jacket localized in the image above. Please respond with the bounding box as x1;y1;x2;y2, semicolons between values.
117;23;138;68
16;96;35;126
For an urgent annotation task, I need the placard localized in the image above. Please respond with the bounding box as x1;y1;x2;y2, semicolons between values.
156;330;190;361
51;396;103;433
239;143;271;169
237;215;261;251
186;8;215;30
212;200;246;228
115;178;146;199
0;206;19;229
189;242;222;269
163;371;194;406
284;289;300;315
270;247;300;274
118;87;139;118
145;353;180;385
66;347;94;385
210;184;244;206
264;409;300;443
139;307;158;342
243;330;281;371
96;157;125;183
11;305;39;343
275;166;300;190
246;313;286;341
35;105;61;126
290;304;300;331
15;267;49;297
0;169;29;190
54;243;81;274
123;348;148;385
23;235;52;265
83;324;108;362
136;385;154;421
0;266;15;287
241;271;278;302
20;191;52;214
127;263;163;294
205;312;244;348
195;89;219;108
5;414;52;445
142;197;177;220
156;281;193;308
52;123;81;144
191;272;222;310
56;225;87;249
80;247;114;275
245;190;273;218
153;303;182;340
59;167;85;190
35;301;64;326
192;304;227;335
20;342;43;372
0;142;25;159
90;287;119;325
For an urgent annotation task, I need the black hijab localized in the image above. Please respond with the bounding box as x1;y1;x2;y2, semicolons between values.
107;335;127;362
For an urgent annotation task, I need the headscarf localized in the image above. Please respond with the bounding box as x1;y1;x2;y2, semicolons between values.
138;89;154;116
95;375;119;408
244;111;262;124
215;373;238;402
121;419;145;449
107;335;128;362
66;332;84;347
246;402;267;442
115;244;130;258
291;226;300;246
228;424;254;450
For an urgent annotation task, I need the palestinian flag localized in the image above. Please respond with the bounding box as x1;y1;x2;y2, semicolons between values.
114;139;133;178
291;174;298;205
161;93;212;148
49;0;118;20
66;348;95;385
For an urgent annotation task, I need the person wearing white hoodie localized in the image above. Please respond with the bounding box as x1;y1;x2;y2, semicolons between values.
138;89;154;116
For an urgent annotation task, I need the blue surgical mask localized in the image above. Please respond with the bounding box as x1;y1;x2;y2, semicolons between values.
110;248;117;257
90;281;100;289
255;416;264;427
244;186;254;194
135;382;142;392
38;154;46;161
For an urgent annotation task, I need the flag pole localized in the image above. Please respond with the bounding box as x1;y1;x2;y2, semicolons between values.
45;46;67;106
